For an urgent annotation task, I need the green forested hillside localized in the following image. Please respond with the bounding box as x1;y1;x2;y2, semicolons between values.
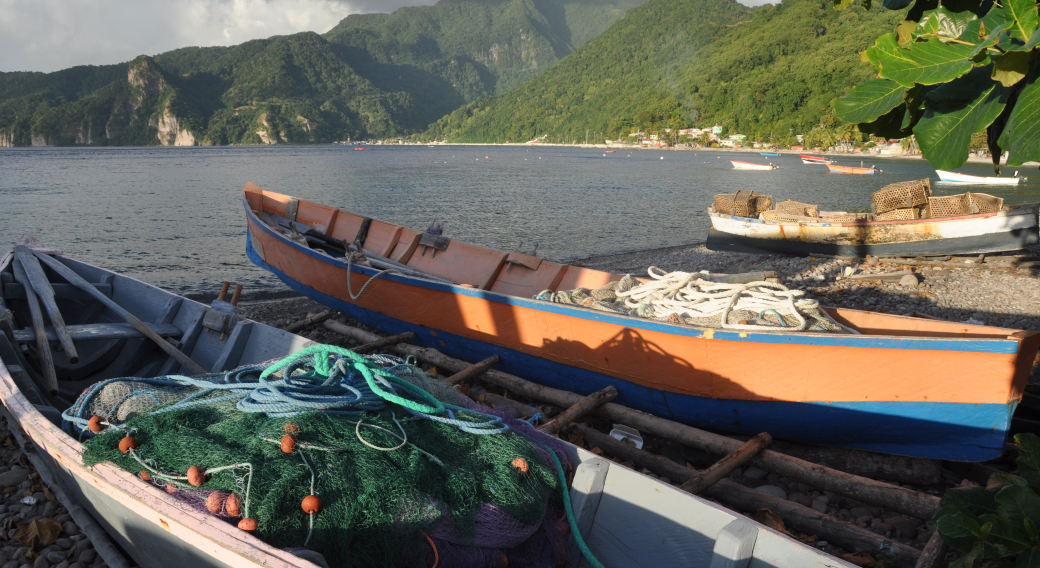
426;0;903;143
0;0;645;146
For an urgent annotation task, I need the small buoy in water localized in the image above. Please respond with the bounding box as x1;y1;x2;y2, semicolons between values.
187;466;206;487
280;434;297;454
206;491;228;514
119;436;139;454
238;518;258;532
88;416;103;433
511;457;529;474
660;157;664;160
139;471;151;482
302;495;322;514
486;156;489;159
225;494;242;517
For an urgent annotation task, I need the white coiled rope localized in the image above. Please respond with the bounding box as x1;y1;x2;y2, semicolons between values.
614;267;858;333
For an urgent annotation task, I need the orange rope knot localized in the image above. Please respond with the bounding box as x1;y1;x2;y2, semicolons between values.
511;458;529;474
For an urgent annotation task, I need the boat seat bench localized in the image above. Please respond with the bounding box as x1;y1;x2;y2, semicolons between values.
12;323;182;343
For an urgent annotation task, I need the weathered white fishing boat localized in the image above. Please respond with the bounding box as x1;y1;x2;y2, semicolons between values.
731;160;777;170
0;242;855;568
707;202;1040;257
936;170;1025;185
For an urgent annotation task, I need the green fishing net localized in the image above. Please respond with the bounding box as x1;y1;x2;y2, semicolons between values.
75;347;571;568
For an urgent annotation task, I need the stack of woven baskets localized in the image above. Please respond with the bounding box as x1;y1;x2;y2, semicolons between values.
871;179;932;220
926;192;1004;218
713;190;773;217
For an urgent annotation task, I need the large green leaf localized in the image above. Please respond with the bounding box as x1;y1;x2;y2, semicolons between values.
972;21;1013;56
1003;0;1039;42
1016;547;1040;568
980;514;1032;552
996;485;1040;528
835;79;910;122
1002;67;1040;165
885;0;914;9
939;485;1002;517
917;6;978;38
993;51;1032;86
857;103;916;137
1016;434;1040;490
873;36;976;87
950;541;985;568
915;67;1008;168
938;508;985;552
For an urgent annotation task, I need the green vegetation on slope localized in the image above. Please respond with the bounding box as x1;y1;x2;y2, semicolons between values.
426;0;903;144
0;0;646;146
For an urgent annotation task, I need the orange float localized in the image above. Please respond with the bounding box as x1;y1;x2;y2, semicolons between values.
224;494;242;517
138;471;151;482
206;491;228;514
186;466;206;487
301;495;321;514
510;458;528;474
118;436;139;454
280;434;297;454
238;518;258;531
87;416;103;433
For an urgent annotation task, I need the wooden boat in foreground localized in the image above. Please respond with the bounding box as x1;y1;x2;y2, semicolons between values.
937;169;1025;185
242;183;1040;460
706;202;1040;258
731;160;777;170
0;243;854;568
828;164;877;175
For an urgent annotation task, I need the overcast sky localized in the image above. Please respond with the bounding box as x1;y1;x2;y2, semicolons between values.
0;0;772;73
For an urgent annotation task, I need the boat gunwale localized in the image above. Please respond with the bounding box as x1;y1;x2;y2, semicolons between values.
244;196;1030;353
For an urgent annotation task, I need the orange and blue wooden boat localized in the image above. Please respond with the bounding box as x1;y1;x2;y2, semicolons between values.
242;183;1040;461
828;164;877;175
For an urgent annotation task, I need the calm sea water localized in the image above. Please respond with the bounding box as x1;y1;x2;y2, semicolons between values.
1;145;1037;299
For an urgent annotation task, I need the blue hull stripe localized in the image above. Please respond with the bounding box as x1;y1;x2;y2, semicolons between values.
245;234;1012;461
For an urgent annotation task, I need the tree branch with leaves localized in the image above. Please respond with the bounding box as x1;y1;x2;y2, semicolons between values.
834;0;1039;174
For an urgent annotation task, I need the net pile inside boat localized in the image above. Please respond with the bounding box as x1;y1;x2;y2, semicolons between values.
535;268;857;334
67;346;574;568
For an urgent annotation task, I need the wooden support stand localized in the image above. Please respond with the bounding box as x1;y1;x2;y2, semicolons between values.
538;386;617;435
321;321;941;520
579;426;921;568
445;355;500;385
680;432;771;494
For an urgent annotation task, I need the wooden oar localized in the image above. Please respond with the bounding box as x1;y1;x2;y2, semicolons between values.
30;251;207;376
14;246;78;363
11;258;59;394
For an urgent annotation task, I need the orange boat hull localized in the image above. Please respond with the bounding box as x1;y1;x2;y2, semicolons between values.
243;183;1039;460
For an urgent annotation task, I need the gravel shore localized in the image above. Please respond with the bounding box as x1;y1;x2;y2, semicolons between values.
0;416;105;568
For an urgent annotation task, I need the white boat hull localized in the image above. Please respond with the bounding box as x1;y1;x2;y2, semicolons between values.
731;160;776;170
936;170;1024;185
707;203;1040;256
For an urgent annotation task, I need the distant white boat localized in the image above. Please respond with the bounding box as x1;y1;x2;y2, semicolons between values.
936;170;1025;185
802;158;833;164
731;160;777;170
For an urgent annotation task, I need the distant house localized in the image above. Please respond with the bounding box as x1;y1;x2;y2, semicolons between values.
712;125;724;135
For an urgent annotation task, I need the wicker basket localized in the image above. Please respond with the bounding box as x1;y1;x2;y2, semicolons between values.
875;207;919;221
776;200;819;218
761;210;803;222
824;213;872;223
872;179;931;215
713;193;736;214
968;192;1003;214
927;194;971;218
716;191;773;217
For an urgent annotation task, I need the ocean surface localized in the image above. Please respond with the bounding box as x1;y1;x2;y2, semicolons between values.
1;145;1037;299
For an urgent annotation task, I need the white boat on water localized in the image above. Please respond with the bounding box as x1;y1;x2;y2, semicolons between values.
731;160;777;170
937;170;1025;185
802;159;833;165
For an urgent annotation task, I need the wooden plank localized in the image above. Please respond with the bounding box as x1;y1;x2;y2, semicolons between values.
914;530;947;568
321;321;942;520
210;322;254;372
30;251;206;376
538;386;617;435
284;310;332;333
11;258;58;394
3;282;114;301
707;520;758;568
159;310;205;376
12;323;182;343
568;458;608;568
680;432;772;495
14;247;78;363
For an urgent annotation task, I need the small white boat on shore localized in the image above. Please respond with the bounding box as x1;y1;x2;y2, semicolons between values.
731;160;777;170
936;170;1025;185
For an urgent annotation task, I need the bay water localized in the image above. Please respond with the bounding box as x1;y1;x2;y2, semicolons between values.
1;145;1036;299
